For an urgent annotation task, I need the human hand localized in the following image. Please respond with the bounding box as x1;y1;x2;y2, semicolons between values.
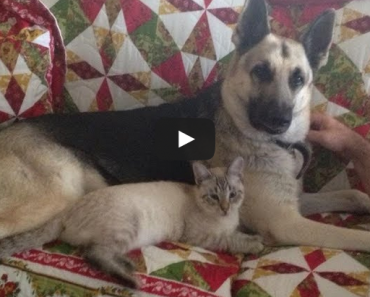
307;112;365;160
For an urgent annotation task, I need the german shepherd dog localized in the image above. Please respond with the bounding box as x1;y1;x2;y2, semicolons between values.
1;0;370;252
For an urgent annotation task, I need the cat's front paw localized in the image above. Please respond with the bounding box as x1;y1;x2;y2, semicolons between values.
239;235;264;254
246;241;264;254
249;235;264;243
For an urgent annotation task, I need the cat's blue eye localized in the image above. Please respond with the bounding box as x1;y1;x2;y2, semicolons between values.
210;194;219;200
230;192;237;199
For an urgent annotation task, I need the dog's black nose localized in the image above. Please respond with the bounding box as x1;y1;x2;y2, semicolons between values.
262;105;292;134
249;99;293;134
269;111;292;128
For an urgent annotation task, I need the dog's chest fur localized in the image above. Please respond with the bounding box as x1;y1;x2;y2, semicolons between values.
210;108;297;178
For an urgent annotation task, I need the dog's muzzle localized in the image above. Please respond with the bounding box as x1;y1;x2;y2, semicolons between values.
248;99;293;134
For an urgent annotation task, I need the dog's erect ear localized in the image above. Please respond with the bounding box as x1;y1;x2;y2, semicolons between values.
301;9;336;71
232;0;270;53
192;162;213;185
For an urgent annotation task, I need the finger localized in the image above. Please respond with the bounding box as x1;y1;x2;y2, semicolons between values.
310;112;325;130
307;130;326;144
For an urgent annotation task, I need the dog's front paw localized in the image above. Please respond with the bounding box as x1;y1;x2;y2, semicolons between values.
352;190;370;213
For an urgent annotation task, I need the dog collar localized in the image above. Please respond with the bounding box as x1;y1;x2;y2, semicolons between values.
274;140;312;179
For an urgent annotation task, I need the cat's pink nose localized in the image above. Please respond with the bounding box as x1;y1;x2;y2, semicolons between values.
220;202;230;215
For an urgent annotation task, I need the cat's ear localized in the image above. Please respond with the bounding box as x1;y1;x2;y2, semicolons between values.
192;162;213;185
227;157;245;178
301;9;335;71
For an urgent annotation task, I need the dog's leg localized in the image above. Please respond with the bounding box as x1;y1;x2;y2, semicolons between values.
299;190;370;216
242;173;370;251
267;209;370;252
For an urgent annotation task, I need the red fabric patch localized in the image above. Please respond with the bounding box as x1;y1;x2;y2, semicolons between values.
96;78;113;110
269;0;348;5
193;262;239;291
330;92;351;109
121;0;153;33
203;64;218;88
297;273;320;297
79;0;106;23
204;0;212;8
299;4;342;25
271;7;295;30
127;248;142;258
153;52;191;95
69;61;103;79
345;16;370;34
167;0;203;12
318;272;366;286
232;279;250;296
353;123;370;138
100;45;114;75
193;13;212;56
304;249;326;270
0;111;11;122
215;251;240;266
109;74;147;92
4;76;25;114
19;100;48;119
262;262;307;274
14;249;116;282
156;241;188;251
208;8;239;25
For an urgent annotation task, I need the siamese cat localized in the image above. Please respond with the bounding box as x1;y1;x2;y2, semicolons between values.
0;157;263;288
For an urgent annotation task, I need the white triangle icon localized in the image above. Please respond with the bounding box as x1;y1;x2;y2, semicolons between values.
178;131;194;148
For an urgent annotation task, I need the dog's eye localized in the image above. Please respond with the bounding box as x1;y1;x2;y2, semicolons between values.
290;68;304;89
229;191;237;199
251;63;273;83
209;194;219;200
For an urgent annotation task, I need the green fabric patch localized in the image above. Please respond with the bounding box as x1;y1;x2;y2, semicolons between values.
62;88;79;113
235;282;272;297
130;14;179;68
315;44;367;112
152;87;181;102
304;146;346;193
51;0;91;45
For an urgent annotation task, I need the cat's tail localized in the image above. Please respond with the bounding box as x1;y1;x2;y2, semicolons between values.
0;214;64;258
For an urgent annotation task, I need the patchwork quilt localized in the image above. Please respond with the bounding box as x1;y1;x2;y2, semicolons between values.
0;0;370;296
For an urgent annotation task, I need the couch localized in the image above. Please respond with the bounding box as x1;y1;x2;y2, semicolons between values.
0;0;370;296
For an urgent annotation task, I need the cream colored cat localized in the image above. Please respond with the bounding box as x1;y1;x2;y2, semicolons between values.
0;157;263;288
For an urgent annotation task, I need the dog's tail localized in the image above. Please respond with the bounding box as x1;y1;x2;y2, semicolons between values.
0;215;64;258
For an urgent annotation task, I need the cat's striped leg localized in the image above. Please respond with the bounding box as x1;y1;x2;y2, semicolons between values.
226;231;264;254
83;244;139;288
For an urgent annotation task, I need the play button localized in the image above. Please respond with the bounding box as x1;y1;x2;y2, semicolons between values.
178;131;194;148
154;118;215;160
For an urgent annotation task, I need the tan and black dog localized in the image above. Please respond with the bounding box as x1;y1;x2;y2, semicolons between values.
1;0;370;251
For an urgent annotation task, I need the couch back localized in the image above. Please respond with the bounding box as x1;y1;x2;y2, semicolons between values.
0;0;369;191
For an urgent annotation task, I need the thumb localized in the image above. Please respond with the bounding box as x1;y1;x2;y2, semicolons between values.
307;130;326;144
